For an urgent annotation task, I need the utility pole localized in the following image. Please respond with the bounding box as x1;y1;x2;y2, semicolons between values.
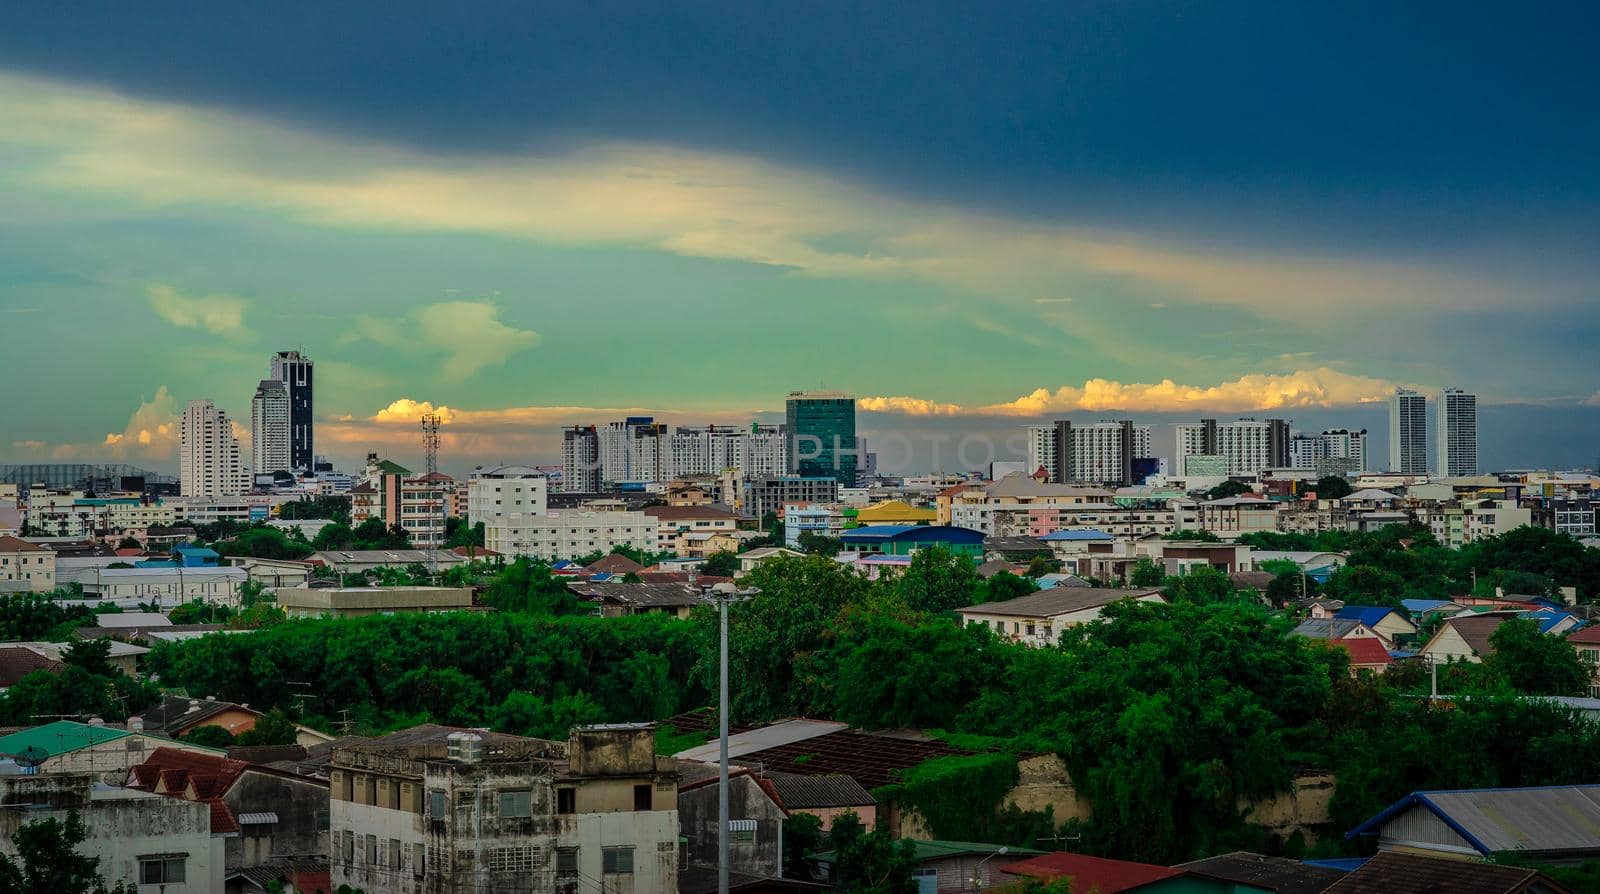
697;580;761;894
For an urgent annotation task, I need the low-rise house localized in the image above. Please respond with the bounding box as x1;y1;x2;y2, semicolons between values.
958;588;1167;647
1291;618;1389;647
982;535;1052;561
127;746;331;874
0;534;56;591
1334;605;1418;642
273;585;474;618
0;644;64;690
1038;528;1115;559
233;557;314;588
677;764;785;880
736;547;805;575
583;552;648;576
764;771;875;832
1421;614;1517;664
644;504;741;556
1327;638;1394;676
329;723;680;894
853;500;936;526
1348;785;1600;865
136;694;265;740
817;840;1040;893
1196;496;1282;539
0;771;224;893
568;580;703;619
308;549;466;575
79;565;248;606
1319;852;1570;894
0;719;225;782
1251;550;1349;579
2;639;148;678
1569;626;1600;698
838;525;985;558
1001;851;1231;893
1177;851;1344;893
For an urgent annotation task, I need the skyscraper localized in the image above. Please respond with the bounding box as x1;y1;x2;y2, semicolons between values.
1389;388;1427;474
1035;420;1153;484
269;351;314;471
180;399;249;497
785;391;857;486
250;379;291;475
1437;387;1478;477
1173;418;1289;476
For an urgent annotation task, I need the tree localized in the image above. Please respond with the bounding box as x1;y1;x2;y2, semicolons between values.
61;639;118;679
893;546;980;613
828;610;1004;729
1025;555;1059;577
1162;529;1221;542
1323;565;1406;608
237;708;300;746
782;812;825;881
701;550;739;578
278;495;352;525
1130;558;1166;588
0;812;134;894
1486;618;1590;696
213;527;313;561
115;536;142;550
1162;566;1235;605
797;531;844;557
1313;475;1353;500
183;725;238;748
444;517;485;549
974;571;1036;605
1206;480;1252;499
824;811;918;894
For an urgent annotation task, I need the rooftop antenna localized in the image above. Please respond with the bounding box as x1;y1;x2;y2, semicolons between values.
421;413;441;477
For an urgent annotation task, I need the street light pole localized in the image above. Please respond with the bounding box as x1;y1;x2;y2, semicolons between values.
699;580;760;894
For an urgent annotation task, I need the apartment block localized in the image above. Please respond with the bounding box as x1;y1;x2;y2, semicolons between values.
486;510;658;561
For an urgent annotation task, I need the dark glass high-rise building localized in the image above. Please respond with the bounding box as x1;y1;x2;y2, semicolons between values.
785;391;857;486
270;351;315;471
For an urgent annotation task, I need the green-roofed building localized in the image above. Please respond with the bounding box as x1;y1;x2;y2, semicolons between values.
0;720;221;778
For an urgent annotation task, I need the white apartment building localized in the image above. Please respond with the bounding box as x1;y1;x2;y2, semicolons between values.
330;725;680;894
561;426;601;493
169;496;254;526
1437;387;1479;477
1390;388;1427;474
486;510;659;561
1026;425;1057;479
250;378;291;476
1288;429;1368;473
1026;421;1153;484
599;418;668;485
79;566;248;606
466;466;548;528
1174;419;1290;476
180;399;250;498
667;425;788;478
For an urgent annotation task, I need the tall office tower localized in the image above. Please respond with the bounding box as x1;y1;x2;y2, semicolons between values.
1174;418;1290;476
1437;387;1479;477
250;379;291;475
1389;388;1427;474
1026;425;1058;480
560;425;600;493
786;391;857;486
180;399;249;497
1045;420;1153;484
269;351;315;471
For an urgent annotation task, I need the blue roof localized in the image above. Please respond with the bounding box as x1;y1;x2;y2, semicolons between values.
174;546;218;558
840;525;985;544
1302;858;1367;872
134;560;178;568
1038;529;1114;541
589;572;615;581
1526;610;1576;634
1335;605;1402;626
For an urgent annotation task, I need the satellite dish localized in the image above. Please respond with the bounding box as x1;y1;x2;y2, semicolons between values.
13;745;48;770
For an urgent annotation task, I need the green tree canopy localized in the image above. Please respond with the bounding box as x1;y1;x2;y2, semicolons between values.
0;812;134;894
1485;618;1590;696
893;545;980;614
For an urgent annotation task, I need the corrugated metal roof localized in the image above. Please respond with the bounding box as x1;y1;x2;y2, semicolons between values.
1352;785;1600;857
958;587;1163;618
674;719;847;762
766;771;875;809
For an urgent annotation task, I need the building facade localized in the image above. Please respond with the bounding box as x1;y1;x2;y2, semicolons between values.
560;426;601;494
786;392;857;486
741;476;841;520
269;350;315;471
486;510;659;561
180;399;250;498
1437;387;1479;477
0;534;56;591
250;379;292;476
1035;420;1153;485
1289;428;1368;473
1174;418;1290;476
1389;388;1427;474
466;466;548;528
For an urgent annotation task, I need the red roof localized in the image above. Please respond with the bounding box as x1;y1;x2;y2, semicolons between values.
1335;637;1394;666
1001;853;1184;892
209;800;239;834
0;535;49;553
449;545;501;557
584;553;647;574
1568;626;1600;644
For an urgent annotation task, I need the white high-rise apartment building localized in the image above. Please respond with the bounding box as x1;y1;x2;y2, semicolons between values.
1389;388;1427;475
1174;418;1290;476
1027;421;1151;484
561;425;600;493
466;465;547;527
1026;425;1057;479
249;379;291;476
667;424;788;478
741;424;788;477
599;417;666;484
180;399;249;497
1288;429;1367;472
1437;387;1478;477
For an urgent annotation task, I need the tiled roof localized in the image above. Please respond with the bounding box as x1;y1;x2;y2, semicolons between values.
1440;614;1514;657
1567;625;1600;644
958;587;1163;619
732;729;966;790
1333;638;1394;666
765;772;875;809
568;581;705;608
0;646;64;688
131;746;251;794
1177;851;1343;894
1320;851;1561;894
0;535;50;552
1000;852;1183;892
583;553;646;574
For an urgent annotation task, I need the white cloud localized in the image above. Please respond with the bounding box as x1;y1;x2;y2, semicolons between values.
347;301;538;380
1582;392;1600;407
146;283;251;338
865;367;1406;416
0;70;1563;321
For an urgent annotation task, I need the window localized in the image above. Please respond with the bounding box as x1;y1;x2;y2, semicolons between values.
499;789;532;818
729;819;757;843
389;838;401;870
428;789;447;818
414;843;426;875
341;831;354;863
126;737;144;752
139;856;186;885
556;847;579;878
366;834;377;864
633;784;652;811
556;787;576;814
603;846;634;875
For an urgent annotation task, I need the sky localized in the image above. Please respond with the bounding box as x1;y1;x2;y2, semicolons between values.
1;2;1597;475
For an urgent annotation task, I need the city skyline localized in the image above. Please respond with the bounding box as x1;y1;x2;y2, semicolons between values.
2;5;1598;472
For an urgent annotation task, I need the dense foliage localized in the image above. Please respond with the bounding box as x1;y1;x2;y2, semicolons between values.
0;812;134;894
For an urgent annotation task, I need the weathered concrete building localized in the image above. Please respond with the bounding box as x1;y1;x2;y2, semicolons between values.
0;772;225;893
273;585;474;618
329;723;680;893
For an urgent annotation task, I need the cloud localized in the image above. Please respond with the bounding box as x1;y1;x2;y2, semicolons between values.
1583;392;1600;407
10;440;47;450
347;301;538;380
145;283;250;338
865;368;1406;417
0;70;1574;322
99;386;181;458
